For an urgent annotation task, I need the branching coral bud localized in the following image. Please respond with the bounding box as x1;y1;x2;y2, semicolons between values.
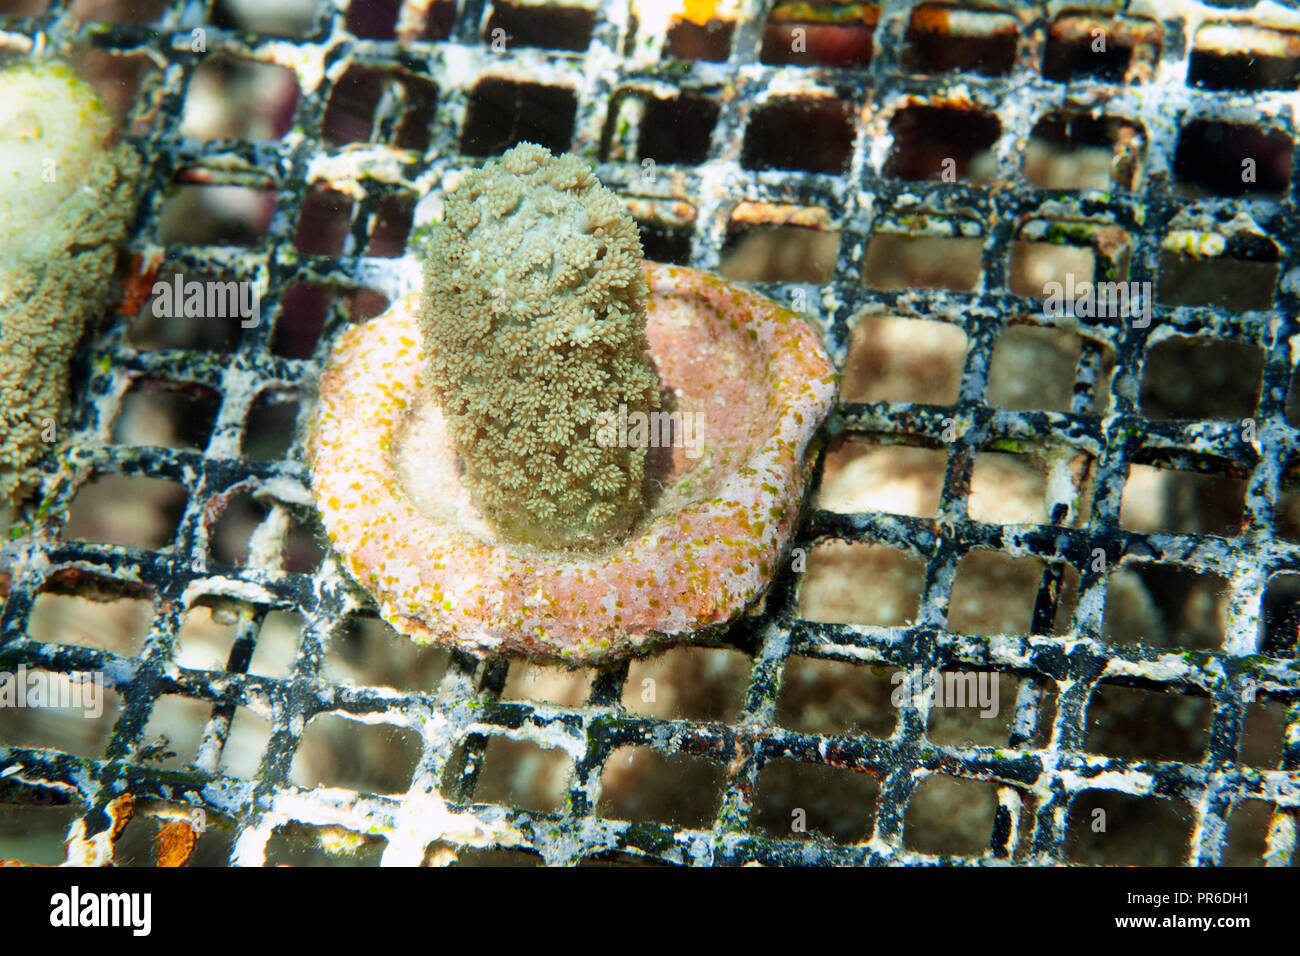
418;143;660;548
0;61;142;506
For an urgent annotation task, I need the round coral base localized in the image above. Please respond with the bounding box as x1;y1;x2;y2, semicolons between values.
309;263;837;664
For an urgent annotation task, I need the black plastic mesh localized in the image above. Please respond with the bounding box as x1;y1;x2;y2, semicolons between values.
1;0;1299;866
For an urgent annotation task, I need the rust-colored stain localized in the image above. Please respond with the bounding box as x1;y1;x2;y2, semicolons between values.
910;3;1015;38
108;793;135;842
156;820;198;867
900;91;978;112
120;253;161;317
909;3;948;35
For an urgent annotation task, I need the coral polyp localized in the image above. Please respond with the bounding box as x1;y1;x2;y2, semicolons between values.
419;144;660;548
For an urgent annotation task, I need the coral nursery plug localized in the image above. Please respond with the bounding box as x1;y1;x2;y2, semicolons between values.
0;61;142;510
309;143;837;664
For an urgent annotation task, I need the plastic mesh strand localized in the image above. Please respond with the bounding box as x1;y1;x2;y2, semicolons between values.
0;0;1298;866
